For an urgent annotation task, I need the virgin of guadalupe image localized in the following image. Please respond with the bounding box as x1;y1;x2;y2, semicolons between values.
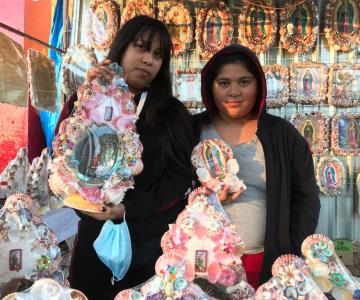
302;69;313;96
206;10;222;49
303;120;315;148
291;4;308;40
250;7;266;41
94;7;108;43
324;163;337;189
202;141;225;177
337;0;355;35
347;120;358;149
168;9;185;46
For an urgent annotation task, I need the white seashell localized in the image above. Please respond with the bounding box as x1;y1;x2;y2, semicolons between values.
8;229;21;242
310;261;329;277
6;213;22;230
24;228;37;243
226;159;239;175
196;168;210;182
30;278;63;299
32;245;48;257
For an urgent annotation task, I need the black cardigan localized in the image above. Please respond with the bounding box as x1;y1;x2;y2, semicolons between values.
192;111;320;283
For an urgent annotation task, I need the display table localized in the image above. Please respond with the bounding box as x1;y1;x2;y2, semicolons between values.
42;208;79;243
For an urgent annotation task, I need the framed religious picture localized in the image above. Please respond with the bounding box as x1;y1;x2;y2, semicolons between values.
331;113;360;155
263;65;289;107
324;0;360;51
86;0;119;50
196;5;233;59
158;0;193;56
237;0;277;53
316;156;346;196
289;61;328;104
328;63;360;107
290;113;329;155
62;44;98;96
121;0;154;27
279;0;319;53
175;68;204;113
9;249;22;271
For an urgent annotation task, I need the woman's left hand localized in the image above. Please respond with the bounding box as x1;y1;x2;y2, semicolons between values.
79;203;125;221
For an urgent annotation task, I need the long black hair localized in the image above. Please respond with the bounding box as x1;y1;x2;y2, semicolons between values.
108;16;194;175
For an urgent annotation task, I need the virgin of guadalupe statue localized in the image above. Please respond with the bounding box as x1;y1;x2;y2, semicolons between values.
291;4;308;40
250;7;266;40
303;120;314;148
203;141;225;177
168;10;182;46
337;0;355;35
206;10;222;49
324;163;337;189
303;69;313;96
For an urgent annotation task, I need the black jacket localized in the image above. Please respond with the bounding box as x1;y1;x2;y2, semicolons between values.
194;44;320;283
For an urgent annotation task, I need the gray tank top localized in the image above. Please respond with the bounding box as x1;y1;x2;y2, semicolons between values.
200;123;267;254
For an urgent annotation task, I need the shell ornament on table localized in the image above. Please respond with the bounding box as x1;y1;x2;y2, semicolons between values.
50;62;143;212
2;278;88;300
160;187;254;299
256;254;327;299
191;139;246;194
301;234;360;299
0;193;62;284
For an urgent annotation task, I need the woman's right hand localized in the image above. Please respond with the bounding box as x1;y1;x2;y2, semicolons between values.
85;59;115;83
216;184;245;204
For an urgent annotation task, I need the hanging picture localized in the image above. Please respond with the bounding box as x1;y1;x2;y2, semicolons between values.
237;0;277;53
27;49;58;112
158;0;193;56
324;0;360;51
328;63;360;107
331;113;360;155
121;0;154;27
86;0;119;50
0;33;27;107
290;112;329;155
196;6;233;59
263;65;289;107
289;61;328;104
316;156;345;196
62;44;98;96
279;0;319;53
175;69;203;110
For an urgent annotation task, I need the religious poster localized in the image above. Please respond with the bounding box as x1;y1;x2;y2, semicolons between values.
328;63;360;107
331;113;360;155
289;61;328;104
175;68;203;112
158;1;193;56
237;0;277;53
196;6;233;59
279;0;319;53
316;156;346;196
324;0;360;51
86;0;119;50
121;0;154;27
263;65;289;107
290;113;329;155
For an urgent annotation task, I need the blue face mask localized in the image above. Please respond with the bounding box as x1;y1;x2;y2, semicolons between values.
93;217;132;283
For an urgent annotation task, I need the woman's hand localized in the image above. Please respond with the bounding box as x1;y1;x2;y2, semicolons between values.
85;59;115;83
216;184;245;204
79;203;125;221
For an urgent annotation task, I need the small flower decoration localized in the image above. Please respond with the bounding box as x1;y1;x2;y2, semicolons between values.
277;264;304;287
310;241;332;262
329;272;346;287
37;255;51;271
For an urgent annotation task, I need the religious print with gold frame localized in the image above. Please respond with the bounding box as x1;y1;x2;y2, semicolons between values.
324;0;360;52
289;61;328;104
290;112;329;155
196;5;233;59
120;0;154;27
158;0;193;57
86;0;119;50
175;68;204;112
328;63;360;107
263;64;289;107
62;44;98;96
331;113;360;155
316;156;346;196
237;0;277;53
279;0;319;53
